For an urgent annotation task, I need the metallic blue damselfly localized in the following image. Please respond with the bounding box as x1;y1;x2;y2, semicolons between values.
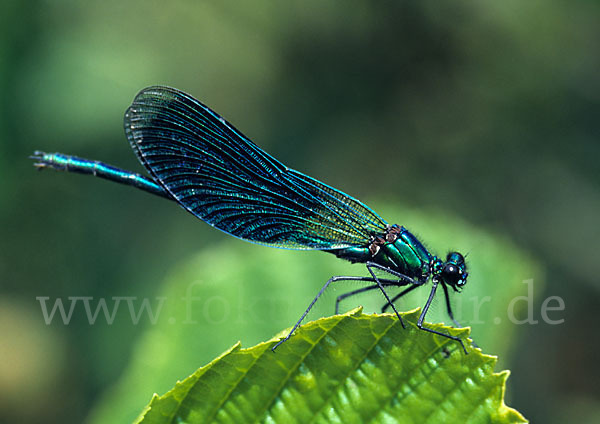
32;86;470;353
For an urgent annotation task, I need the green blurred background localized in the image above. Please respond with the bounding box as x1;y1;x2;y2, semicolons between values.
1;1;598;423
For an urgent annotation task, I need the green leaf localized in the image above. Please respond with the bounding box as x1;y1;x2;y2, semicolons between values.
136;308;526;424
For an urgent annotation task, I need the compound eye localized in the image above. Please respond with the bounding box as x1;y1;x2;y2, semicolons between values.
446;252;465;266
441;263;462;286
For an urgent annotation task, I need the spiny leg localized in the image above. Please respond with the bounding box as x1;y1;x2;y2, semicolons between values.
381;284;420;313
417;281;467;354
335;279;406;315
336;284;379;314
365;262;419;282
441;283;478;349
366;262;407;329
440;282;462;329
273;275;378;351
336;263;420;316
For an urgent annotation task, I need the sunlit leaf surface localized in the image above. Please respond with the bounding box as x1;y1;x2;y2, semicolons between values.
136;308;526;424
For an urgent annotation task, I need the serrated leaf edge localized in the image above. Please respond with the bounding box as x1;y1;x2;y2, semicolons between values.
136;308;525;423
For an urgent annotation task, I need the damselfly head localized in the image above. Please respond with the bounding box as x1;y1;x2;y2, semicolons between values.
440;252;468;291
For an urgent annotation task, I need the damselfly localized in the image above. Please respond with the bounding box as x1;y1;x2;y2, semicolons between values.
32;86;470;353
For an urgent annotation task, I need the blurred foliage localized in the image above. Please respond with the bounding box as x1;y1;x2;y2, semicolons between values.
135;309;524;424
0;0;598;423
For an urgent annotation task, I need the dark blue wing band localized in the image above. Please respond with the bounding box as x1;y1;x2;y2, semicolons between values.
124;86;387;250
